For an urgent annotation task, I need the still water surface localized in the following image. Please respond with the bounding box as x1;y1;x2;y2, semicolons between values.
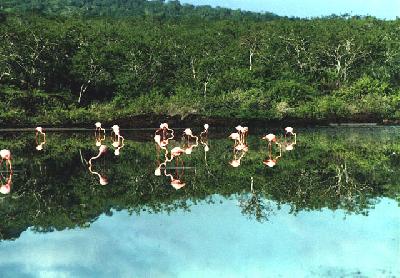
0;127;399;277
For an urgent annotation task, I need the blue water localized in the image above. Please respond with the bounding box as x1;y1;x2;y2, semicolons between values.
0;195;398;278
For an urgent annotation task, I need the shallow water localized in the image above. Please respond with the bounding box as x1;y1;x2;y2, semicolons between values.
0;127;399;277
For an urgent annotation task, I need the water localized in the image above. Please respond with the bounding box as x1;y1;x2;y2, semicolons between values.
0;127;399;277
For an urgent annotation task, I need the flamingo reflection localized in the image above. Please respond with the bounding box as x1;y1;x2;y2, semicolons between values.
164;148;186;190
95;122;106;147
283;127;297;151
183;128;199;154
0;149;12;194
229;148;248;168
229;125;248;151
88;145;108;185
262;133;282;168
154;123;174;148
35;127;46;151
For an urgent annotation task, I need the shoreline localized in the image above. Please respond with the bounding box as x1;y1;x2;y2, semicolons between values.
0;115;398;132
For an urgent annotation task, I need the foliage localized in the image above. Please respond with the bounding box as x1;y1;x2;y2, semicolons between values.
0;2;399;125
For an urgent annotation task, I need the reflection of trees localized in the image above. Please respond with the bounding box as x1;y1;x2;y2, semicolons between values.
0;128;399;240
238;179;274;222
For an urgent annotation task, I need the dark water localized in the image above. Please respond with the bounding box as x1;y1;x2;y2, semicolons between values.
0;127;399;277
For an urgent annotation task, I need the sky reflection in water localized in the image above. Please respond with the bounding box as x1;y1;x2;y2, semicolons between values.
0;196;398;277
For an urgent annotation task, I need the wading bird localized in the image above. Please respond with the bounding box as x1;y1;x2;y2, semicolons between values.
262;133;282;168
95;122;106;147
0;149;12;194
283;127;297;151
35;127;46;151
183;128;199;154
154;123;174;148
88;145;108;185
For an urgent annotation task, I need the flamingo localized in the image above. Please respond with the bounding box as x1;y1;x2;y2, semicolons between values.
88;145;108;185
95;122;106;146
284;127;297;151
170;147;185;158
163;149;186;189
200;123;209;138
262;133;276;143
35;127;46;151
0;149;11;161
261;136;282;168
0;149;12;194
263;159;277;168
241;126;249;145
183;128;199;154
155;123;174;148
114;135;125;156
229;132;240;145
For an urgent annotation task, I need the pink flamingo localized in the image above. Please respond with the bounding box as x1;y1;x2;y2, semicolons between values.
164;157;186;190
35;127;46;151
0;149;12;194
183;128;199;154
154;123;174;148
229;132;241;146
88;145;108;185
229;149;247;168
230;125;248;151
284;127;297;151
262;133;282;168
200;124;209;138
95;122;106;147
114;136;125;156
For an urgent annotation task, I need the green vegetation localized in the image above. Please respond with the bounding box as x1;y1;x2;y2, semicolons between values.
0;1;400;126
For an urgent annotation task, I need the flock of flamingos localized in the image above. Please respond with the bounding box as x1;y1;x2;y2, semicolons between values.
0;123;297;192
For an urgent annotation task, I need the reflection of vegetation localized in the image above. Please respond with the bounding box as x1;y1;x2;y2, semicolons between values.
0;128;399;240
238;179;274;222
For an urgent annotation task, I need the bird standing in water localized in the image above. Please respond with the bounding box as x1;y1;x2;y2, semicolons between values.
0;149;12;194
35;127;46;151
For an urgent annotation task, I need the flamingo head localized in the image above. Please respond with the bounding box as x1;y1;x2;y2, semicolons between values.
229;133;240;140
95;141;101;147
285;127;294;134
285;144;294;151
160;123;169;129
263;159;276;168
171;179;185;190
154;167;162;176
99;145;107;154
0;184;10;194
95;122;101;128
99;176;108;185
112;141;120;148
36;144;43;151
235;144;245;151
154;135;161;144
184;128;193;136
35;127;43;133
204;145;209;152
185;147;193;155
229;159;241;168
263;133;276;142
112;125;119;132
171;147;184;157
204;124;209;130
114;149;120;156
235;125;243;132
160;140;169;148
0;149;11;160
